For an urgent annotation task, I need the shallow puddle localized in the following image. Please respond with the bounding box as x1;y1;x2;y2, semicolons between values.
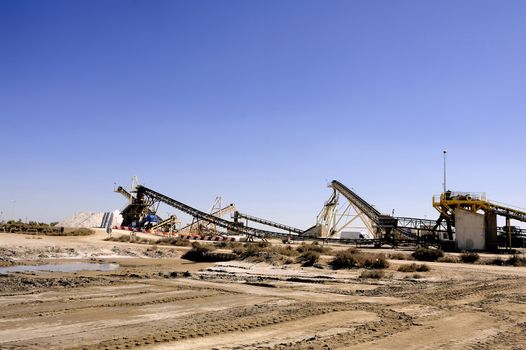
0;262;119;274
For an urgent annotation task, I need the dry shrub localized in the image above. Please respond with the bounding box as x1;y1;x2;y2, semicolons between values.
412;248;444;262
105;234;131;242
233;242;296;265
155;238;191;247
216;241;243;249
329;249;388;269
296;242;331;255
105;234;154;244
357;253;389;269
506;255;526;266
272;245;300;257
460;251;480;263
233;242;299;258
15;228;93;236
181;242;233;262
389;252;414;261
485;257;505;266
60;228;94;236
297;250;320;267
360;269;384;279
416;264;430;272
398;263;430;273
233;243;264;259
482;255;526;266
437;255;459;263
329;249;359;269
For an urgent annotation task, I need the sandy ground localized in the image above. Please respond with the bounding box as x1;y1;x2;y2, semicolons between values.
1;230;526;349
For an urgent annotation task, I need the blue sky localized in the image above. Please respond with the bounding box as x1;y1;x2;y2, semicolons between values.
1;0;525;228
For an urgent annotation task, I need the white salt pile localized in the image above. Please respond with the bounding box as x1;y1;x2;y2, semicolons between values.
57;210;123;228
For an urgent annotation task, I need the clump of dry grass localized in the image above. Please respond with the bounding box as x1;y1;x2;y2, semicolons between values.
483;257;505;266
105;234;152;244
359;269;384;279
155;237;192;247
105;234;132;242
55;228;94;236
329;248;389;270
232;241;298;265
412;248;444;261
9;228;93;236
296;250;320;267
397;263;430;273
215;241;243;249
481;255;526;266
460;251;480;263
181;242;234;262
505;255;526;266
388;252;415;261
437;255;459;263
296;242;332;255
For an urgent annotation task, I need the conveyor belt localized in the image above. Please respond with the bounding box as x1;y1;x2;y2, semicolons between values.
177;204;236;233
330;180;414;239
136;186;297;239
115;186;133;201
234;211;304;234
489;202;526;223
330;180;382;223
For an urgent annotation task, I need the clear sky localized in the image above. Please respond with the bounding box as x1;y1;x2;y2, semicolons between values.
1;0;525;228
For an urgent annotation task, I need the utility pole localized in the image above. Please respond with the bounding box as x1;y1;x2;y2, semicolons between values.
443;150;447;193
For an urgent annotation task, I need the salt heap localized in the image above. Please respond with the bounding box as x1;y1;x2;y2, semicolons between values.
57;210;123;228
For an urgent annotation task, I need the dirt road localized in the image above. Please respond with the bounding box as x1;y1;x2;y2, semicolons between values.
1;231;526;349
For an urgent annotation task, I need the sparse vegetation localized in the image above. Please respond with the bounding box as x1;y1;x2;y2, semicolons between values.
505;254;526;267
296;242;331;255
105;234;152;243
437;255;459;263
297;250;320;267
105;234;131;242
329;249;359;269
460;251;480;263
61;228;95;236
216;241;243;249
155;237;192;247
397;263;430;273
485;257;505;266
359;269;384;279
482;255;526;266
181;242;234;262
228;241;334;266
273;245;300;257
388;252;414;260
3;227;93;236
412;247;444;261
329;248;388;270
232;242;298;265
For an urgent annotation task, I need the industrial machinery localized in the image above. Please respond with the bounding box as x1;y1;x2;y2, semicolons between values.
119;179;526;251
497;226;526;248
308;180;449;245
115;182;160;228
433;191;526;250
118;185;298;240
310;180;398;240
233;211;303;235
150;215;181;233
179;203;237;235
